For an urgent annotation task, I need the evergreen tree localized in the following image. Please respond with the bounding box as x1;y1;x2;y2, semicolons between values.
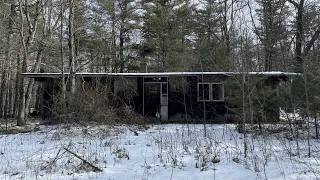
139;0;196;71
193;0;238;71
89;0;140;72
254;0;290;71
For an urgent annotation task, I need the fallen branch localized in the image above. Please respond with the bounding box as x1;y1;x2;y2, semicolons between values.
124;124;139;136
41;148;63;171
63;147;103;172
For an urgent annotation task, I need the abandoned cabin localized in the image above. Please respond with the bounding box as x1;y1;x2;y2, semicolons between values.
23;70;299;123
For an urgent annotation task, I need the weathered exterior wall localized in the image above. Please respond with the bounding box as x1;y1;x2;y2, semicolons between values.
114;77;138;94
33;74;285;123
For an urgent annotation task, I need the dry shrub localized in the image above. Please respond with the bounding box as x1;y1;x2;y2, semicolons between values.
52;83;146;125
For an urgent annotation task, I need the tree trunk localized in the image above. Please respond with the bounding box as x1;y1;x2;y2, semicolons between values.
17;0;41;126
17;0;27;126
14;54;21;118
287;0;304;72
222;0;231;70
288;0;320;70
295;1;304;72
8;71;14;117
25;44;43;115
30;82;38;112
61;0;66;116
0;3;15;118
0;47;8;118
119;1;126;73
4;43;13;118
68;0;76;93
17;51;27;126
111;0;116;73
119;26;124;73
315;116;319;139
4;80;10;119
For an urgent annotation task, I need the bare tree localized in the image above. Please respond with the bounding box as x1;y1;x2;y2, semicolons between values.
17;0;42;126
61;0;66;114
287;0;320;72
287;0;320;157
0;3;16;118
68;0;76;94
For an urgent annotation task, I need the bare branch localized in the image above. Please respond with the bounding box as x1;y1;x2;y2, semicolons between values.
63;147;103;172
25;0;42;46
247;1;263;42
287;0;298;7
303;28;320;56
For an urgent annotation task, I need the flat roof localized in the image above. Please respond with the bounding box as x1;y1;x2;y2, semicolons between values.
22;71;301;78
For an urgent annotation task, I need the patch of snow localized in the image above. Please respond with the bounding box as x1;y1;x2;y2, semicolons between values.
280;109;302;121
0;124;319;180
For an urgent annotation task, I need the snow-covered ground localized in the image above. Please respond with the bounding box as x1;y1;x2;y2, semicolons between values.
280;109;303;121
0;123;319;180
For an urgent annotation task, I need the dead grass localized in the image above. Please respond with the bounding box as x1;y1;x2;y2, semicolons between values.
0;118;41;135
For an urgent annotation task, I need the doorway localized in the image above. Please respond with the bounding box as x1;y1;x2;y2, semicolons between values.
144;83;160;117
143;77;168;121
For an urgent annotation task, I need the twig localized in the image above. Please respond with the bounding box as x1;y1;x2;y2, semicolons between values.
42;148;63;171
124;124;139;136
63;147;103;172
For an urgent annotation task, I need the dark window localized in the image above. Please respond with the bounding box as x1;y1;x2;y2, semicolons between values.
198;83;224;101
212;84;223;101
198;83;210;101
162;83;168;95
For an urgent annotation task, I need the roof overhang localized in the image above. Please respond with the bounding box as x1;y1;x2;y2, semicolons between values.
22;72;230;78
22;71;301;79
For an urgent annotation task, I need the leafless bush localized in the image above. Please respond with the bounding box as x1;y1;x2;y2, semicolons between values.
51;83;146;125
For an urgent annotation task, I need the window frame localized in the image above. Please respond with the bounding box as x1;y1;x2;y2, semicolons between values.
197;82;224;102
197;83;211;102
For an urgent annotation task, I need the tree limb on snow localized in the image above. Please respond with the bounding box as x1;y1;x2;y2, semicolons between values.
42;148;63;171
63;147;103;172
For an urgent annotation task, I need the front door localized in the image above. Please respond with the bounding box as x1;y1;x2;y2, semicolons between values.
144;83;161;117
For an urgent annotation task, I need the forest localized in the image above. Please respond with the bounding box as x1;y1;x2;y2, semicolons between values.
0;0;320;179
0;0;319;125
